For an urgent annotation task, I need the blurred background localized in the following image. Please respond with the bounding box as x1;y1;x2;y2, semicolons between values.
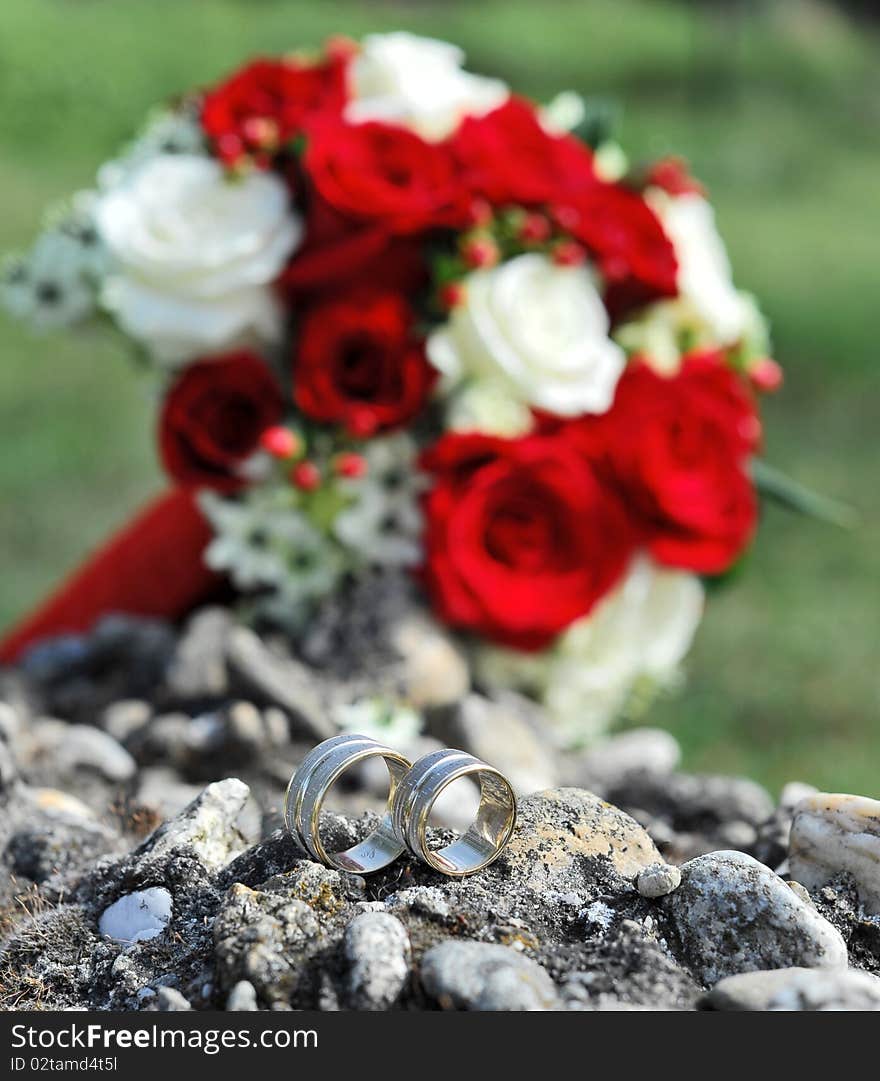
0;0;877;794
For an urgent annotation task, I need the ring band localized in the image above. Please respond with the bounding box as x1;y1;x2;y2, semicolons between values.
284;734;411;873
392;749;517;876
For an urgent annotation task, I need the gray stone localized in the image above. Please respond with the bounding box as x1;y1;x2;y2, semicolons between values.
225;626;334;741
29;719;136;782
706;967;880;1011
135;768;205;821
226;980;259;1011
100;700;152;743
664;850;848;985
421;941;559;1010
497;788;663;898
343;912;411;1010
391;614;469;708
213;882;327;1007
448;693;557;795
135;778;250;870
156;987;192;1011
789;792;880;914
568;728;681;789
165;607;233;700
636;862;682;899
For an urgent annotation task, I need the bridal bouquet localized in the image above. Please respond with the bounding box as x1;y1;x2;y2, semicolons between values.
2;33;784;740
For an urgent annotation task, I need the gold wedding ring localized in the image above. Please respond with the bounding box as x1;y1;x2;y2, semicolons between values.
391;748;517;876
284;733;411;873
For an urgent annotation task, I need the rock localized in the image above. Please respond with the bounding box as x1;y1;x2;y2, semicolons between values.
135;778;250;870
213;882;327;1007
156;987;192;1011
9;794;121;886
99;888;173;944
568;728;681;790
420;941;560;1010
135;768;206;821
447;693;557;795
391;615;469;708
225;626;334;741
789;793;880;914
0;737;20;792
226;980;259;1011
100;700;152;743
706;967;880;1011
663;850;848;985
498;788;662;898
780;782;819;810
30;787;95;821
636;862;681;899
343;912;411;1010
165;607;233;701
28;720;136;783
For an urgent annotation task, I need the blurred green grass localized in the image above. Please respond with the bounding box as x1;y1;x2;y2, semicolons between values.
0;0;877;794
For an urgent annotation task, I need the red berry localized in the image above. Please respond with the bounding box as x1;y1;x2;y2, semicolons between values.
242;116;279;149
439;281;467;309
518;212;551;244
748;357;784;394
260;426;300;459
335;452;368;479
216;133;245;167
462;235;499;270
467;199;493;228
553;240;587;267
291;460;321;491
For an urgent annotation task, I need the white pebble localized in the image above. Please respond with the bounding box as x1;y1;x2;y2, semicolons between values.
99;888;172;944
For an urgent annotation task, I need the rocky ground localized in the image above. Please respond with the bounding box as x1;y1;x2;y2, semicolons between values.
1;599;879;1012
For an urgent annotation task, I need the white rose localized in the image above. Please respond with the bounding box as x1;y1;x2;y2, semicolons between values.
428;253;625;428
652;191;752;344
478;555;704;743
346;32;508;141
94;154;302;361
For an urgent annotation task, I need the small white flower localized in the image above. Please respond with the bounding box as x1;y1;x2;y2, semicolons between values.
335;697;424;749
347;32;508;141
540;90;586;134
97;108;207;189
334;435;426;567
2;231;97;330
94;153;302;362
479;556;704;744
428;253;625;425
650;190;753;345
615;292;769;374
200;490;343;607
593;141;629;182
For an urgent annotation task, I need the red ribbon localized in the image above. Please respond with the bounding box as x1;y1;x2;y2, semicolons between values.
0;487;221;664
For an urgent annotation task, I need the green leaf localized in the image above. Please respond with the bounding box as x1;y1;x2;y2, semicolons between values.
752;459;859;529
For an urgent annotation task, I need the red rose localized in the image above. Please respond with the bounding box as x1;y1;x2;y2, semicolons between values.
160;352;283;490
421;432;636;650
450;97;596;208
279;190;427;298
554;182;678;317
567;352;760;574
304;120;466;234
201;51;350;166
293;289;435;436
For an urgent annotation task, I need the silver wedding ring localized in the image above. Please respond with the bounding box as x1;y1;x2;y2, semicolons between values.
392;748;517;877
284;733;411;873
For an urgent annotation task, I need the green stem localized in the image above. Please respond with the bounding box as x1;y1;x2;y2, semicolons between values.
752;459;859;529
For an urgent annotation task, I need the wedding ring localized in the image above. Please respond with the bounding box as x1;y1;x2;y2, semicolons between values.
284;733;411;873
392;749;517;876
